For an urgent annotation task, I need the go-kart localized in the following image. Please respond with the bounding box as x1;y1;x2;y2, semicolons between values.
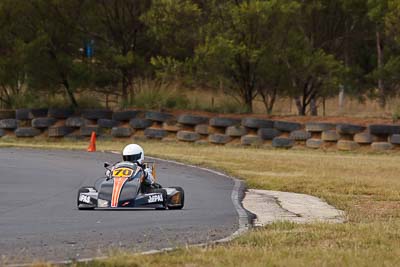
77;161;184;210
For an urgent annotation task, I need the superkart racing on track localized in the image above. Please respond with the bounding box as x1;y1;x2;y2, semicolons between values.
77;161;184;210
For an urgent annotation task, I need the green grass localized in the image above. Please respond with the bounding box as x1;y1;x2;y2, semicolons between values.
3;139;400;267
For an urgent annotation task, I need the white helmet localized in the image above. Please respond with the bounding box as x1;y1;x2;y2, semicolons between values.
122;144;144;164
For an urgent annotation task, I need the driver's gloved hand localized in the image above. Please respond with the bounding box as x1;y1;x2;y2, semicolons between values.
105;169;112;180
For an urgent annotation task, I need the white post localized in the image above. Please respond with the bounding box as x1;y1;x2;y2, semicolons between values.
338;85;344;113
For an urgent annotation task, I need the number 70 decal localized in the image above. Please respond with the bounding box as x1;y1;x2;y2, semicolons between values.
112;168;133;177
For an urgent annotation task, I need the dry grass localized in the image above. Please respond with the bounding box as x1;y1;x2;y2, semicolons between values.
179;89;400;118
2;139;400;266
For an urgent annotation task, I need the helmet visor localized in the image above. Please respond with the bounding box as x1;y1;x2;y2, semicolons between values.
123;153;142;162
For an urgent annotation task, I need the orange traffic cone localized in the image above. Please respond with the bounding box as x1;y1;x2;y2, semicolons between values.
87;131;96;152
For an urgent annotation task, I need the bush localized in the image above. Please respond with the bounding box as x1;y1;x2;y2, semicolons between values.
126;79;189;110
187;97;249;114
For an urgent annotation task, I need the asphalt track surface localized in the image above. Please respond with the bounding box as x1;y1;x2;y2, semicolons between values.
0;148;239;264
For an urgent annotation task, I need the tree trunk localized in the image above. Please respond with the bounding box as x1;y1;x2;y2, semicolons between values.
310;96;318;116
122;73;128;100
63;80;78;107
244;91;253;113
295;96;305;116
240;82;254;113
260;88;277;115
376;30;385;108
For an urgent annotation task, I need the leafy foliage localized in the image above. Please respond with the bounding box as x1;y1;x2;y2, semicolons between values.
0;0;399;114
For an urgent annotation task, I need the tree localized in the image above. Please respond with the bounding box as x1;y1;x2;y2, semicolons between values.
81;0;153;103
195;0;300;112
373;0;400;100
22;0;91;107
386;0;400;43
284;0;347;115
0;1;28;108
284;46;343;116
142;0;201;83
367;0;389;108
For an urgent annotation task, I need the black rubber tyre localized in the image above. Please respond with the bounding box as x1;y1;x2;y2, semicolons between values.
98;119;119;128
389;134;400;145
306;138;323;149
194;124;209;135
0;119;18;129
289;130;311;141
30;108;48;118
152;188;168;210
337;140;360;151
144;128;168;139
31;117;57;128
241;117;274;129
209;117;241;127
145;111;174;122
48;108;74;119
257;128;281;140
15;127;41;137
274;121;302;132
111;127;133;137
177;131;200;142
80;126;102;136
305;122;336;132
336;123;365;135
226;126;247;137
48;126;75;137
0;110;15;119
368;124;400;135
208;134;232;144
321;130;340;141
371;142;393;151
177;114;209;125
130;118;153;129
16;109;32;120
65;117;88;128
81;109;112;120
167;186;185;210
162;121;182;132
354;132;374;144
241;135;263;146
272;137;294;148
77;187;96;210
112;110;141;121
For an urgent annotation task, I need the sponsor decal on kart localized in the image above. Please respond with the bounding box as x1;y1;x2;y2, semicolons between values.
79;194;91;204
148;194;163;203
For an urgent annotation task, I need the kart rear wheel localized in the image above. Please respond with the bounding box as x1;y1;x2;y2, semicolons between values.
152;189;168;210
77;187;96;210
168;186;184;210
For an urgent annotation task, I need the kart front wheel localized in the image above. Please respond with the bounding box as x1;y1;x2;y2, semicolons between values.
168;186;184;210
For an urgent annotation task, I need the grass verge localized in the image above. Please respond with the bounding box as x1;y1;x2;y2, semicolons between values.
2;138;400;267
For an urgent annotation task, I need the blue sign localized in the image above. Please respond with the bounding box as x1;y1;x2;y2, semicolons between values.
85;40;94;58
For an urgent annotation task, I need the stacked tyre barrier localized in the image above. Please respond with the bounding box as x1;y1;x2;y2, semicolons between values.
1;108;400;151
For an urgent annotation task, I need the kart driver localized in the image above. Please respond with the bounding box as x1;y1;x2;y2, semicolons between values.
121;143;155;186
